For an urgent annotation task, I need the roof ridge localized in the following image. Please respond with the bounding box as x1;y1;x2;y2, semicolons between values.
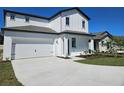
4;7;90;20
4;9;49;20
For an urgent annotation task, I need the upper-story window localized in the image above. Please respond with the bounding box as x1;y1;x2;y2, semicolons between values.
10;13;15;20
82;20;85;29
66;17;70;26
25;16;30;22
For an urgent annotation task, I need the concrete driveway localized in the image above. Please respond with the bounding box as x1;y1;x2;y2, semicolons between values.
12;57;124;86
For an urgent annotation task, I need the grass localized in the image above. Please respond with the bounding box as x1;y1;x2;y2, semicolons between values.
0;61;22;86
76;57;124;66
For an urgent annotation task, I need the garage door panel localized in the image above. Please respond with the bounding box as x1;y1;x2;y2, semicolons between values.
12;43;53;59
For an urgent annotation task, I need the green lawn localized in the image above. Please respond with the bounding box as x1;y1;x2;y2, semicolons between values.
0;61;22;86
76;57;124;66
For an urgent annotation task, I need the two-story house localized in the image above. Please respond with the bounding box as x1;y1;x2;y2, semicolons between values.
2;8;94;61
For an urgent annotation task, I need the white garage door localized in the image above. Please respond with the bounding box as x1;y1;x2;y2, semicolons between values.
12;40;53;60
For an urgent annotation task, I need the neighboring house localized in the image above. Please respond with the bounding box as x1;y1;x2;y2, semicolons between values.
2;8;95;61
92;31;112;52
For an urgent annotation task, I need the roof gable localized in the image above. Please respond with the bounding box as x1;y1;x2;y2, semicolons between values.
49;7;90;20
4;9;49;20
93;31;112;40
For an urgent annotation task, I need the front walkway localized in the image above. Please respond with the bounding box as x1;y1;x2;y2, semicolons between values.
12;57;124;86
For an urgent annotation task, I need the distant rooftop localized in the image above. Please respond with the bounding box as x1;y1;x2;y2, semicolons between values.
92;31;112;40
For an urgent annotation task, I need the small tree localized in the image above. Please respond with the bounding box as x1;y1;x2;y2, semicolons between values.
112;36;124;50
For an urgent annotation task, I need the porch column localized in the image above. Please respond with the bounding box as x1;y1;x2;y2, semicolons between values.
63;36;68;57
3;36;12;61
89;39;94;51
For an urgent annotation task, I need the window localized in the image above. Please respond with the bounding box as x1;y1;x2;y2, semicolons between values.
66;17;69;26
25;16;30;22
72;38;76;48
107;42;110;49
10;13;15;20
101;41;104;46
88;40;91;42
82;20;85;28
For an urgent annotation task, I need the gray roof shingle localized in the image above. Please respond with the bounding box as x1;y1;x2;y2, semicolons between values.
2;25;94;36
92;31;112;40
3;25;57;34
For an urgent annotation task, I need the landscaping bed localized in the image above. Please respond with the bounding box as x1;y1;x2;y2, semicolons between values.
77;52;124;59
